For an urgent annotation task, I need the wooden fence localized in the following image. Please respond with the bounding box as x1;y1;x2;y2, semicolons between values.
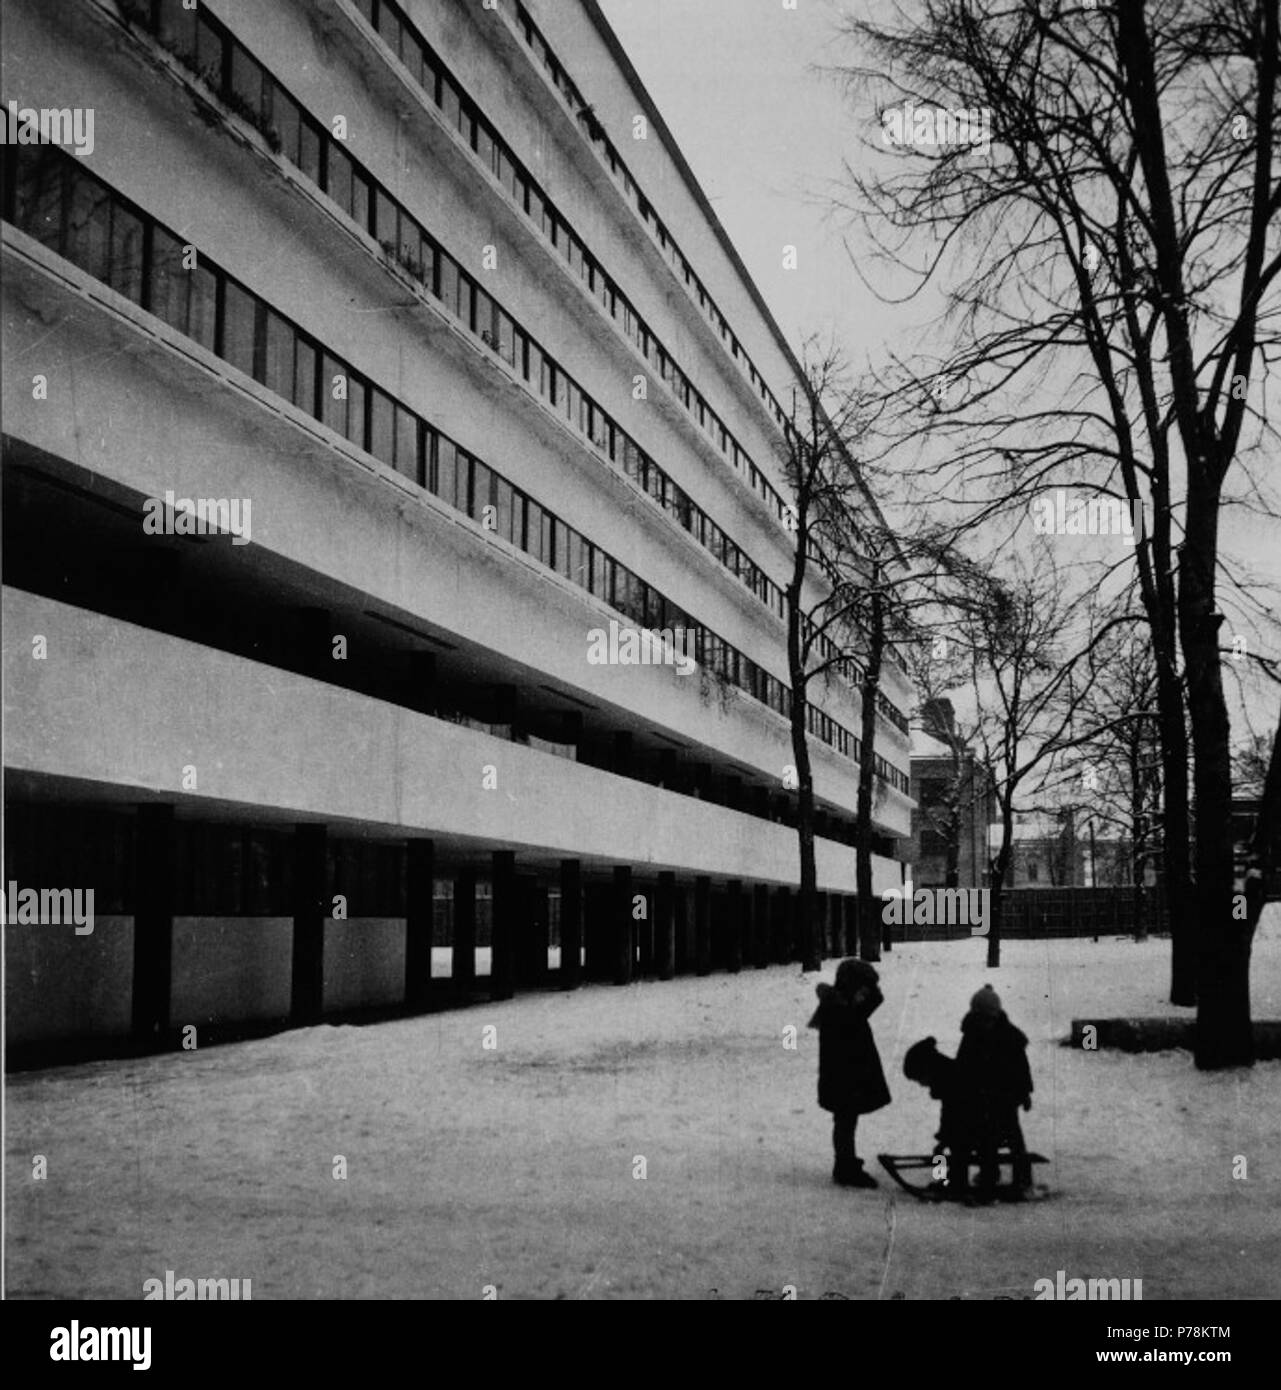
893;886;1169;942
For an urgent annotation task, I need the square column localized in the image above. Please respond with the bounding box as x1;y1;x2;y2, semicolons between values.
694;876;712;976
726;880;744;973
637;884;654;977
674;885;692;975
771;887;792;964
655;872;676;980
453;870;477;992
133;803;175;1045
405;838;435;1010
491;851;516;1000
290;822;327;1027
559;859;582;989
752;884;771;968
612;865;634;985
517;880;549;988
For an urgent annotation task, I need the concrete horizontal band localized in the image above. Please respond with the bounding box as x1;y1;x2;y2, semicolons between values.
4;587;902;890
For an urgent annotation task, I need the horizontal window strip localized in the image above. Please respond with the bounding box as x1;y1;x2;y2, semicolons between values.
511;5;796;455
111;0;911;734
112;0;803;636
1;139;909;790
351;0;795;528
343;0;910;737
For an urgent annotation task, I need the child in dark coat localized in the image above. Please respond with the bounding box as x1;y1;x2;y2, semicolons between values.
902;1036;981;1195
808;958;891;1188
956;985;1034;1193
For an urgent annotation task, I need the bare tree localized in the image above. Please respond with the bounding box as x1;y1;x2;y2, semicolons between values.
1233;727;1276;793
852;544;894;960
1070;621;1167;937
957;555;1106;965
837;0;1281;1065
847;522;1004;956
840;482;999;955
779;345;875;972
780;347;982;965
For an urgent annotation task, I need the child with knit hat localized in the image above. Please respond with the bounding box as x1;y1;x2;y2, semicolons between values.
808;959;891;1188
956;984;1034;1195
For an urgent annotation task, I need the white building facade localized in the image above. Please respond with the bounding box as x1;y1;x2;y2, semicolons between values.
2;0;913;1059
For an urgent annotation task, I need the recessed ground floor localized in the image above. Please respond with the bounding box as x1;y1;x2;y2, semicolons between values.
6;923;1278;1299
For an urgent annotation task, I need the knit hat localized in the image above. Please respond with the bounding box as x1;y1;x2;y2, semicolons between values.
969;984;1003;1016
836;958;879;994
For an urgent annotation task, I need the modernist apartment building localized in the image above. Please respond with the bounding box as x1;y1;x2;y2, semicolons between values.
2;0;914;1060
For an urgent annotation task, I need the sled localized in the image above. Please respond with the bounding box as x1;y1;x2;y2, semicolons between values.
877;1151;1050;1202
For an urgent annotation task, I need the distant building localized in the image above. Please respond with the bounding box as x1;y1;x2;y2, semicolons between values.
908;701;995;887
994;810;1134;888
1230;796;1276;897
1001;813;1088;888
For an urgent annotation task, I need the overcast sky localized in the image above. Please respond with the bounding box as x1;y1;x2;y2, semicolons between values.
597;0;912;361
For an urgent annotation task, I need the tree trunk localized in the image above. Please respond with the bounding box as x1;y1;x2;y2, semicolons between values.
787;596;821;973
988;878;1004;967
987;804;1013;968
1131;844;1147;944
1180;472;1252;1068
784;482;823;974
1157;672;1195;1002
944;822;960;890
1113;0;1214;1010
789;692;821;974
1129;733;1148;943
1128;518;1192;992
855;588;884;961
944;742;962;889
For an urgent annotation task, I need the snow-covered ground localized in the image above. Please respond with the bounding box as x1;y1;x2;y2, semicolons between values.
7;913;1280;1300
